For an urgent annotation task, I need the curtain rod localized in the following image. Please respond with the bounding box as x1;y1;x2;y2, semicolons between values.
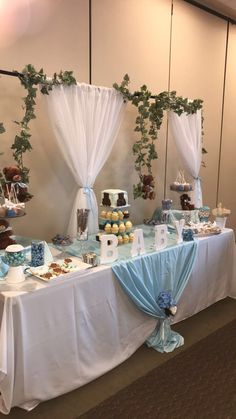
184;0;236;25
0;69;22;77
0;69;157;97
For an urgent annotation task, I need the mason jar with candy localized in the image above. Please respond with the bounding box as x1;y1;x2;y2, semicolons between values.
31;241;45;267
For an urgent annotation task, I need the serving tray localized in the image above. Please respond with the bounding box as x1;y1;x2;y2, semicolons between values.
28;257;91;282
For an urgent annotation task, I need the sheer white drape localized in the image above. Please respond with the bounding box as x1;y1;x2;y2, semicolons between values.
46;83;125;236
169;109;202;208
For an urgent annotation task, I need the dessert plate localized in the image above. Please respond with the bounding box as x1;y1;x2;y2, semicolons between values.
27;257;92;281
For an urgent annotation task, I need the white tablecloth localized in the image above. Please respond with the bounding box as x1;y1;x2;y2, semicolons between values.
0;229;235;414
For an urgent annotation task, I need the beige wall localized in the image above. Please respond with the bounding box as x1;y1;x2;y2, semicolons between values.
218;24;236;231
93;0;172;223
0;0;89;240
167;0;227;210
0;0;235;240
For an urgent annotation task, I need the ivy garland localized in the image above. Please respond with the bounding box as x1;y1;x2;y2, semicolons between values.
0;123;5;134
12;64;76;186
113;74;205;200
0;123;5;157
0;64;76;201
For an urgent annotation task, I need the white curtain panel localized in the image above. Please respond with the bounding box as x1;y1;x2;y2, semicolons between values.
169;109;202;208
46;83;125;236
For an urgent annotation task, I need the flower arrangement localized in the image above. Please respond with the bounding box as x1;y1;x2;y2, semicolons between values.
157;290;177;317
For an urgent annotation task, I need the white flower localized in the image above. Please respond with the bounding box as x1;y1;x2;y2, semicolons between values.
169;305;177;316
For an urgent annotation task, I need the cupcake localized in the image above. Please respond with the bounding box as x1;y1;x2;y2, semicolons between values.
123;211;129;219
118;210;124;220
111;223;119;234
129;233;134;242
111;211;119;221
123;234;129;244
119;223;126;234
125;220;132;231
104;223;111;234
106;211;112;220
100;210;107;219
117;235;123;245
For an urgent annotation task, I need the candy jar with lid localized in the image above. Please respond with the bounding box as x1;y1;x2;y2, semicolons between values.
4;244;25;283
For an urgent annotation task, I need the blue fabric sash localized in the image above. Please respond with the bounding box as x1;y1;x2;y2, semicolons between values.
112;241;198;353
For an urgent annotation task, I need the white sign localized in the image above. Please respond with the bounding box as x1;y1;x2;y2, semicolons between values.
100;234;118;263
174;219;185;244
154;224;168;250
131;228;146;257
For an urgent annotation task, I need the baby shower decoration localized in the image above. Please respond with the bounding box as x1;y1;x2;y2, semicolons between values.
113;74;204;200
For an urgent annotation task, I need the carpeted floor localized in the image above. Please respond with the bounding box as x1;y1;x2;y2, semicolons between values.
80;319;236;419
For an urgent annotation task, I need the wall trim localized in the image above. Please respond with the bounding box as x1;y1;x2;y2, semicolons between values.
216;20;230;205
183;0;236;25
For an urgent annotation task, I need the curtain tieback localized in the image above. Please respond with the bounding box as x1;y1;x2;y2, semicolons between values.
82;186;97;222
83;186;93;194
193;176;201;182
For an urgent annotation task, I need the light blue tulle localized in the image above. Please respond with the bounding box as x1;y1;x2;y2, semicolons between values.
112;241;198;353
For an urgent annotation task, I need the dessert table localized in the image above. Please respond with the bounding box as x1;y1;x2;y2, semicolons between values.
0;228;235;414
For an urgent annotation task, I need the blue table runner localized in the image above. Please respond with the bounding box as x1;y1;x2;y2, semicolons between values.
112;241;198;353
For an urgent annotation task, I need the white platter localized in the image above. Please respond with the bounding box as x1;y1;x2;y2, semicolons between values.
193;230;221;238
28;257;91;282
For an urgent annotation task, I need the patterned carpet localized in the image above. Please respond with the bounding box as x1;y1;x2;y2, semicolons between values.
79;319;236;419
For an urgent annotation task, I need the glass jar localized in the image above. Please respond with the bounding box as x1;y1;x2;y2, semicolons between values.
4;244;25;283
31;241;45;267
4;244;25;267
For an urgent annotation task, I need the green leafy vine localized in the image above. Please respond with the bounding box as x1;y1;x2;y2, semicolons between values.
113;75;204;200
0;123;5;158
12;64;76;186
0;123;5;134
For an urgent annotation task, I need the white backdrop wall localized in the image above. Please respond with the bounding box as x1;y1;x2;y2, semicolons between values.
0;0;235;240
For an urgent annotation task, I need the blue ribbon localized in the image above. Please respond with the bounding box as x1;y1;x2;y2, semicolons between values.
82;186;97;229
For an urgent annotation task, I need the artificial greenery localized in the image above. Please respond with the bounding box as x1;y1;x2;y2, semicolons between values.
0;123;5;157
12;64;76;184
113;74;204;199
0;123;5;134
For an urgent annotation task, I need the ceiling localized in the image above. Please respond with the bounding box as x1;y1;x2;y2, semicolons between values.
190;0;236;20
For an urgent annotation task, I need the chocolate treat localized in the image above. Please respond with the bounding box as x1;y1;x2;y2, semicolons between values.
116;192;126;207
64;258;72;264
102;192;111;207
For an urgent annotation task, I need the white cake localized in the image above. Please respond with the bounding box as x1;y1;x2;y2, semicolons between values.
101;189;128;207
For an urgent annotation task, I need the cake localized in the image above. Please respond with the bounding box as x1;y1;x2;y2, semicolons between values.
101;189;128;207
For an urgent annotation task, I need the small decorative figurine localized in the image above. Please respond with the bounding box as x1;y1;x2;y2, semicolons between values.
182;228;194;241
180;194;195;211
141;175;155;200
102;192;111;207
116;192;126;206
162;199;173;211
